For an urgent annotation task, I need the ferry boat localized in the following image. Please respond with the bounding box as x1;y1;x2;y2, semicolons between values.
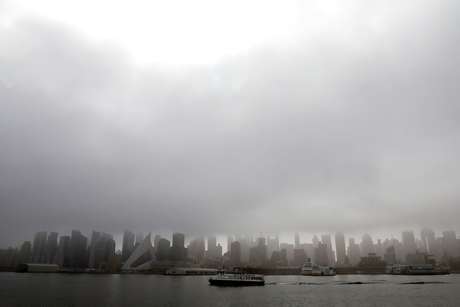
389;264;450;275
302;259;336;276
209;272;265;286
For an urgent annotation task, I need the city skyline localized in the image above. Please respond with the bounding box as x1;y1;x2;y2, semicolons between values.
2;0;460;247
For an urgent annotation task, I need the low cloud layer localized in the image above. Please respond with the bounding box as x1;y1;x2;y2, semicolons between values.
1;0;460;246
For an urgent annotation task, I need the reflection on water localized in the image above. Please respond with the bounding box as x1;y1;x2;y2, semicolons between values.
1;273;459;307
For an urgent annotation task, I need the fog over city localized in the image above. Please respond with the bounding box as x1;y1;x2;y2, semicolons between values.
1;0;460;247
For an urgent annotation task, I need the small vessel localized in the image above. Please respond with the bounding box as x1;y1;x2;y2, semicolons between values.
165;267;218;276
302;259;336;276
209;272;265;286
390;264;450;275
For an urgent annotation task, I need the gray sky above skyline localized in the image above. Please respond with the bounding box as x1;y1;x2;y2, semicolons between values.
1;0;460;247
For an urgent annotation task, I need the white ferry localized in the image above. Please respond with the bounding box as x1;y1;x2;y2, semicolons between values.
302;259;336;276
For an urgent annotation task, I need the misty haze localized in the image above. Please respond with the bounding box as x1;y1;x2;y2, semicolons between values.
1;0;460;306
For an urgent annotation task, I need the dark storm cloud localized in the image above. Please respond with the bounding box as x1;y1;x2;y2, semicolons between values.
1;0;460;245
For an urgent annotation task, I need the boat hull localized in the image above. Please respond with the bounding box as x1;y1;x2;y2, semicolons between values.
209;278;265;287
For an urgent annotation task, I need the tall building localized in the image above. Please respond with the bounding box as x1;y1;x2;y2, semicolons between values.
122;230;135;262
32;231;47;263
56;236;71;268
249;237;267;266
188;237;205;262
360;234;374;256
153;235;161;248
279;243;294;264
421;228;436;253
135;233;145;247
18;241;32;264
294;233;300;249
347;238;361;266
321;234;334;265
156;238;171;261
314;242;329;266
267;236;279;260
335;232;346;265
89;232;115;270
207;236;217;258
45;232;58;264
442;230;459;258
230;241;241;266
402;231;417;257
170;233;186;261
70;230;88;269
293;249;307;266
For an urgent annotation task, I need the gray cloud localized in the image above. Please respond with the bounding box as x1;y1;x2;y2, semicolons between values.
1;0;460;246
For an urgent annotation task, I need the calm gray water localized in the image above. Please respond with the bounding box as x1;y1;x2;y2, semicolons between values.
1;273;459;307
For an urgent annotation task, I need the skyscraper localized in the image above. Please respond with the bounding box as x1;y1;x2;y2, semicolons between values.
171;233;186;261
70;230;88;269
45;232;58;264
56;236;71;268
207;236;217;258
18;241;32;264
122;230;135;262
156;238;170;261
230;241;241;266
402;230;417;257
32;231;47;263
421;228;436;253
294;233;300;249
335;232;346;265
360;234;374;256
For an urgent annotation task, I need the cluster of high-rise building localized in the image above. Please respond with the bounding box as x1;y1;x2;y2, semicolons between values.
0;230;119;272
0;228;459;272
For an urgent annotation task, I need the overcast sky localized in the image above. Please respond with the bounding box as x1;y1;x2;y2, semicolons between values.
1;0;459;247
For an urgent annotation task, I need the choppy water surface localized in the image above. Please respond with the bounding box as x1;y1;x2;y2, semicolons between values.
1;273;459;307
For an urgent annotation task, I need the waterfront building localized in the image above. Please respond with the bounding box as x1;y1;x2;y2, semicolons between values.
122;234;155;271
56;236;71;268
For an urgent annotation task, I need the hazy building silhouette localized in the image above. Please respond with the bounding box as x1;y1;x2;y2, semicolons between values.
293;248;307;266
335;232;346;265
360;234;374;256
70;230;88;269
230;241;241;266
56;236;71;268
347;238;361;266
384;245;397;265
18;241;32;264
188;237;205;263
156;238;170;261
32;231;47;263
170;233;186;261
122;230;135;262
402;230;417;258
421;228;436;253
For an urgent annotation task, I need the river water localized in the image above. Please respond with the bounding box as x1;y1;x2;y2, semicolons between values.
1;273;459;306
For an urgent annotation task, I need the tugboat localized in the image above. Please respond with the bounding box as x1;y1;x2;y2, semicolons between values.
209;271;265;286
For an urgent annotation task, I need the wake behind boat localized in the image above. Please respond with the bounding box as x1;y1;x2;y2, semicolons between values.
209;272;265;286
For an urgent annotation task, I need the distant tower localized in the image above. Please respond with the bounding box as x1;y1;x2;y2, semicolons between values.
32;232;47;263
122;230;135;262
294;233;300;249
335;232;346;265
